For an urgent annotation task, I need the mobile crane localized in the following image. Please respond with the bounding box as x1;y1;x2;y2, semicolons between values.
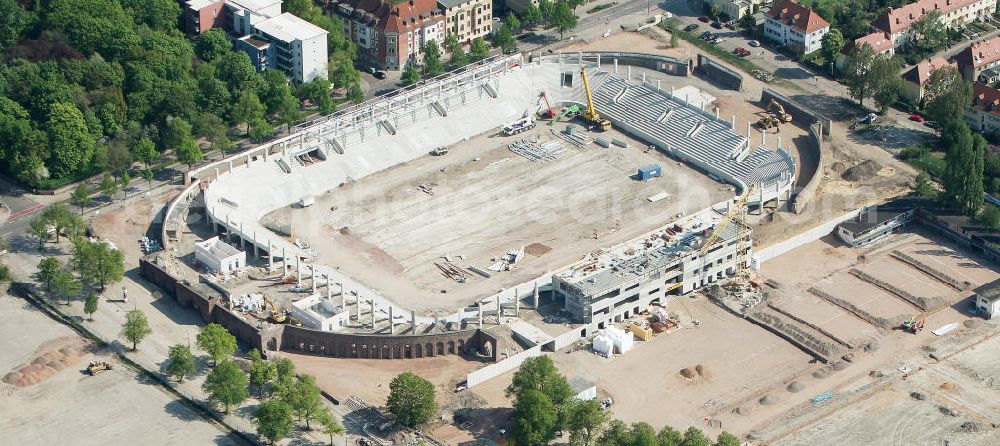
580;67;611;132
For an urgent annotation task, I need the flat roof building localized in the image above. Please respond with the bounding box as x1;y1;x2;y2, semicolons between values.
195;236;246;274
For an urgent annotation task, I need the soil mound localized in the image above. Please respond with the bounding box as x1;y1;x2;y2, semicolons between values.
680;368;696;380
2;337;86;388
786;382;804;393
842;160;881;181
695;364;706;377
759;395;778;405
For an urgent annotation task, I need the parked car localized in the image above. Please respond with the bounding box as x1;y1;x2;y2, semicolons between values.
684;23;700;32
748;39;761;47
700;31;713;40
698;16;711;23
366;67;387;79
734;47;751;57
711;21;722;29
924;120;939;129
724;22;736;30
909;113;926;122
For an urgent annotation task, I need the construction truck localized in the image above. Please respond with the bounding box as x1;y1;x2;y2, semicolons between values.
501;116;536;136
900;318;925;334
87;361;112;375
264;296;287;323
768;99;792;123
430;147;449;156
756;115;780;129
580;67;611;131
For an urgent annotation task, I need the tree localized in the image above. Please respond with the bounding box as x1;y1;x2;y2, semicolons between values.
317;409;345;446
84;292;99;320
120;171;131;198
423;40;444;77
274;89;301;132
254;400;294;445
470;37;489;61
73;237;125;291
248;118;274;142
202;359;249;414
0;0;36;54
283;374;325;429
714;432;741;446
911;11;947;56
914;171;935;197
567;399;608;446
28;217;50;250
163;117;192;151
522;3;542;27
443;33;460;53
820;28;845;68
70;183;92;211
842;43;877;106
347;83;364;104
231;90;265;135
512;389;558;446
658;426;684;446
628;422;658;446
195;29;232;62
143;168;154;187
401;65;421;86
50;269;80;304
217;51;261;94
41;203;83;242
506;356;573;408
506;12;522;32
682;426;712;446
550;0;578;40
942;122;985;215
166;344;197;382
924;66;971;126
197;323;238;366
450;46;468;68
121;309;152;351
177;137;203;169
386;372;437;427
539;0;554;21
248;349;277;396
37;257;61;290
493;24;516;53
101;173;118;199
46;102;96;178
134;137;159;168
870;54;901;113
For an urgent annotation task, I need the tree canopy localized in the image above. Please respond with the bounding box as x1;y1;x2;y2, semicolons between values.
386;372;437;427
121;309;152;351
166;344;197;382
942;122;985;216
254;400;294;444
203;359;249;414
197;323;238;365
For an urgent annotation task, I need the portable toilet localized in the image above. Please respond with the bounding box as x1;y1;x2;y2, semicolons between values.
638;164;662;181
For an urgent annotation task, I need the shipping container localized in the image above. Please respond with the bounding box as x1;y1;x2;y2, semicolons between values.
638;164;662;181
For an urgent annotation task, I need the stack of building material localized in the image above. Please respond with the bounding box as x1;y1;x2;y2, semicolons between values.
592;326;635;356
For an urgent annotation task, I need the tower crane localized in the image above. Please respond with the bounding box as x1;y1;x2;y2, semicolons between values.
699;183;757;289
580;67;611;131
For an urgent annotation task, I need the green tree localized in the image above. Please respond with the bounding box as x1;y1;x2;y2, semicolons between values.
0;0;36;54
924;66;971;127
317;409;345;446
46;102;96;178
450;45;468;68
73;237;125;291
628;422;658;446
197;323;238;366
143;168;154;187
101;174;119;200
71;183;92;212
84;292;99;320
195;29;232;62
506;12;522;32
195;112;231;153
133;137;159;168
274;89;301;132
283;374;325;429
682;426;712;446
28;217;50;250
567;399;608;446
177;137;203;169
386;372;437;427
820;28;845;69
121;309;152;351
423;40;444;77
470;37;489;61
50;270;81;304
120;171;131;198
275;357;295;380
870;54;901;113
506;356;573;408
443;33;460;53
248;349;277;396
347;82;364;104
401;65;421;86
942;122;985;215
539;0;554;20
522;3;542;27
163;117;192;151
217;51;261;94
512;389;558;446
911;10;947;56
550;0;578;40
37;257;61;290
166;344;197;382
714;431;741;446
248;118;274;142
914;171;935;197
658;426;684;446
254;400;294;445
231;90;265;135
842;43;876;106
202;359;249;414
598;420;629;445
493;24;516;53
41;203;83;242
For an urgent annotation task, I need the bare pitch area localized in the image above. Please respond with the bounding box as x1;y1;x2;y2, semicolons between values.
266;124;732;313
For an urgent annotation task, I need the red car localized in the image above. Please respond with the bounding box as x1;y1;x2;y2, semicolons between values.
734;47;750;57
909;113;926;122
698;16;711;23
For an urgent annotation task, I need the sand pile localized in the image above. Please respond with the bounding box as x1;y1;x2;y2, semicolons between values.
842;160;881;181
964;320;982;329
813;370;829;379
759;395;778;405
695;364;707;377
680;368;696;380
2;337;86;388
940;382;958;391
831;362;849;371
786;382;804;393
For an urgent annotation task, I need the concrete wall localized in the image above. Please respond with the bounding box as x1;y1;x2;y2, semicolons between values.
754;208;863;266
696;54;743;91
791;123;824;214
575;51;690;77
760;88;832;137
467;345;543;388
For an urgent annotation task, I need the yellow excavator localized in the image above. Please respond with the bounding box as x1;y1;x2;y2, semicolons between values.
768;99;792;123
264;296;287;323
580;67;611;132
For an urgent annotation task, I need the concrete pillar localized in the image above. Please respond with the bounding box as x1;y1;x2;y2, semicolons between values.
641;72;646;84
411;310;417;333
355;299;361;321
747;122;751;138
389;306;394;335
496;298;502;325
282;247;287;274
761;129;766;146
478;302;483;328
228;160;233;171
296;256;302;286
267;242;273;270
614;59;618;74
310;265;317;293
656;79;661;91
239;223;245;249
776;136;781;150
214;167;219;178
515;288;520;317
596;54;601;68
253;232;258;258
370;300;376;329
326;275;332;300
732;115;736;128
533;282;540;308
627;66;632;82
715;107;720;120
670;85;675;98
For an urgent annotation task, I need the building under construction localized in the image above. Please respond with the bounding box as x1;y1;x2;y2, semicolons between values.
553;204;751;325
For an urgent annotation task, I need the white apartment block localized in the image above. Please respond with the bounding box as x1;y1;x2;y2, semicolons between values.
764;0;830;55
253;13;329;83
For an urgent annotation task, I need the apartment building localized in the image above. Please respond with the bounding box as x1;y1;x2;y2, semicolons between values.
703;0;767;21
251;13;328;82
901;56;957;102
871;0;997;48
965;83;1000;134
184;0;282;35
439;0;492;44
764;0;830;55
330;0;445;70
956;35;1000;82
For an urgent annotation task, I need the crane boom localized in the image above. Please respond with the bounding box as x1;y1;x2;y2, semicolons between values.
700;184;757;257
580;67;611;131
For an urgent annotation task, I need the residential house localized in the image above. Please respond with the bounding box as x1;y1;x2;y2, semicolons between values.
439;0;492;44
764;0;830;55
835;31;895;70
249;13;329;82
964;83;1000;134
703;0;767;21
871;0;997;48
956;35;1000;82
184;0;283;35
330;0;445;71
901;56;956;102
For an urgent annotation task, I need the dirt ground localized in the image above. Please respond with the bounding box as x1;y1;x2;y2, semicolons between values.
265;124;732;313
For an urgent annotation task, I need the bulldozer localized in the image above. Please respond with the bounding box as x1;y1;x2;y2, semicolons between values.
768;99;792;123
87;361;112;375
580;67;611;132
756;115;780;129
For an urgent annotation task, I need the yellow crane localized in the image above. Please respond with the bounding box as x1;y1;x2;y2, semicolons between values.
580;67;611;132
699;184;757;288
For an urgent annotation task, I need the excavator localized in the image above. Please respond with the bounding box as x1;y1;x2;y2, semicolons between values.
580;67;611;132
264;295;287;323
768;99;792;123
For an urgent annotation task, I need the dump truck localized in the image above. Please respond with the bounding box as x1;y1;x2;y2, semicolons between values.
501;116;536;136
